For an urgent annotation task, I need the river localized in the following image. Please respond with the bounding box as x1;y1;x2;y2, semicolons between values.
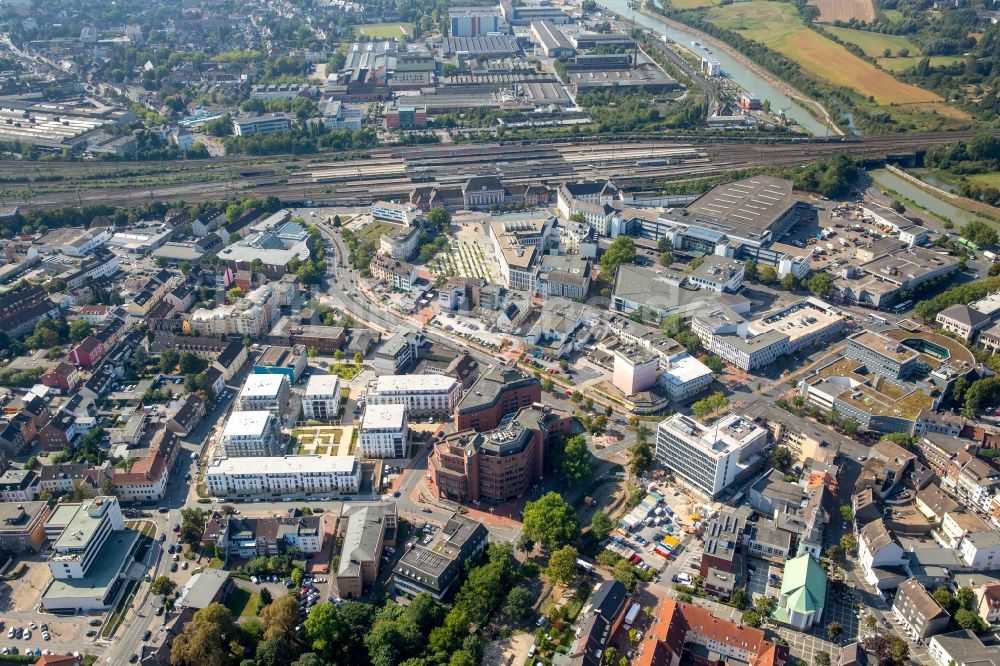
870;168;998;229
597;0;829;135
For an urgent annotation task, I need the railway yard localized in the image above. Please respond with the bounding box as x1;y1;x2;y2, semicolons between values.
0;131;979;210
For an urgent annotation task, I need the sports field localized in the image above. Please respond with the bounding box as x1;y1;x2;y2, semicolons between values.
707;2;942;104
809;0;875;23
354;23;413;38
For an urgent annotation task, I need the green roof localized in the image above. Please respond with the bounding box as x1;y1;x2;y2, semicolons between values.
773;553;827;618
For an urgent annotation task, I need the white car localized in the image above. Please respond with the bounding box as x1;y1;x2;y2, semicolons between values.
23;630;31;640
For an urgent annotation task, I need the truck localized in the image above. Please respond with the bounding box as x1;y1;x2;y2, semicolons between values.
653;545;671;558
985;251;997;262
663;506;675;517
838;237;848;247
826;242;835;251
623;603;641;630
662;534;680;549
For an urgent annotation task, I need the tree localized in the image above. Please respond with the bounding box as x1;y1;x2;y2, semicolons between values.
612;559;636;591
781;274;800;291
541;376;554;392
255;637;293;666
261;595;299;642
962;220;998;247
883;48;892;57
599;236;636;273
755;595;777;617
69;319;93;342
304;602;374;663
932;586;956;614
292;654;324;666
179;261;192;275
547;545;579;585
740;610;762;627
728;588;748;609
171;603;238;666
839;505;854;523
179;352;208;375
523;492;578;550
504;585;535;621
815;651;831;666
151;576;177;597
179;508;206;545
629;441;653;476
807;273;834;297
227;287;245;301
251;258;265;276
956;586;976;611
591;511;613;541
758;265;778;284
955;608;988;632
826;621;842;640
705;355;725;374
557;435;593;484
768;446;793;472
863;634;909;666
840;533;858;555
427;208;452;232
661;314;684;337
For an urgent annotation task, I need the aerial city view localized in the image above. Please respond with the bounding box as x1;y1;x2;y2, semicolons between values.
0;0;998;665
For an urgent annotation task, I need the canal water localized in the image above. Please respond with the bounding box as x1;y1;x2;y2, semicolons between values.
870;168;997;228
598;0;830;135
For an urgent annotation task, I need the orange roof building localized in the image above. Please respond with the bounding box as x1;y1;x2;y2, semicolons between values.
636;599;789;666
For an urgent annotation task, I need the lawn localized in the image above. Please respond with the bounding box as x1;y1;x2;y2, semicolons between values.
354;23;414;39
225;586;259;618
881;8;903;22
358;220;402;245
824;26;918;58
706;2;942;105
968;172;1000;189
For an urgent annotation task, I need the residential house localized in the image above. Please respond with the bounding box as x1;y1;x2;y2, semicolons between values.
893;578;951;640
858;519;907;590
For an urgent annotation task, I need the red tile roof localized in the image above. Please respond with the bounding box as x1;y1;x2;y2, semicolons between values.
636;599;789;666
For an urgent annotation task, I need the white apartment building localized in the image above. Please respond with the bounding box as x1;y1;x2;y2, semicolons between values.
232;112;291;136
237;374;289;412
359;404;409;458
205;455;360;496
371;201;420;226
220;411;282;457
365;375;462;417
189;284;278;338
302;375;342;421
654;414;768;497
47;496;124;579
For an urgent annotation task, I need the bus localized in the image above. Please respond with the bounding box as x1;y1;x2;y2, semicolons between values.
892;300;912;314
869;314;888;326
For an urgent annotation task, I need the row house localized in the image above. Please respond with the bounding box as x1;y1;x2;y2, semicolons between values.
944;450;1000;513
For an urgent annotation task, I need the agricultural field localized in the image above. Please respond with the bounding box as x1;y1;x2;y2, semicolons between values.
824;26;964;72
809;0;875;23
707;2;942;105
353;22;414;38
669;0;720;9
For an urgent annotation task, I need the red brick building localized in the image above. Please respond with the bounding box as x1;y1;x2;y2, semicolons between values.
431;405;571;504
41;363;80;393
68;336;105;367
454;364;541;432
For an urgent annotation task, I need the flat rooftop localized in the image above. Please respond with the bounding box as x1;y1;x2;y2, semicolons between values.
659;413;766;460
207;455;358;476
51;497;117;551
684;176;796;232
860;247;958;286
362;403;407;430
221;411;273;439
748;299;844;345
44;530;140;600
304;374;341;397
239;374;287;399
370;374;458;394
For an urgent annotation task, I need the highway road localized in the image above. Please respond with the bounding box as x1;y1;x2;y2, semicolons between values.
3;131;982;210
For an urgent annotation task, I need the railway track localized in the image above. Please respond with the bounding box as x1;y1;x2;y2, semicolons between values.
4;130;986;209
